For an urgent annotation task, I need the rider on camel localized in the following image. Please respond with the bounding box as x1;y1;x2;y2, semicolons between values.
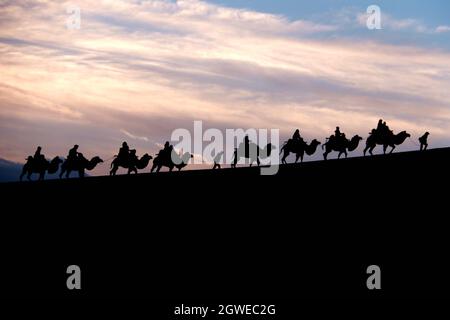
129;149;138;165
158;141;173;160
291;129;305;145
33;146;44;164
118;142;129;162
332;126;343;144
67;145;79;164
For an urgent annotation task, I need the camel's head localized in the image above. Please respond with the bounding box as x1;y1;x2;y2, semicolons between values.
400;131;411;138
143;153;153;160
26;156;33;161
52;156;63;164
354;135;363;141
92;156;104;163
311;139;321;146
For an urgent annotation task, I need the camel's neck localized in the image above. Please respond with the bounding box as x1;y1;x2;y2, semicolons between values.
137;157;150;169
47;162;60;174
306;144;318;155
348;139;360;151
396;134;407;144
85;160;97;170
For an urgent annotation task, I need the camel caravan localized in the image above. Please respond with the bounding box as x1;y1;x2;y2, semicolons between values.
19;119;430;181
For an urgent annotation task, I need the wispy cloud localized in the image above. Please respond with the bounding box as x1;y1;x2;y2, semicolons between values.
120;129;149;142
436;25;450;33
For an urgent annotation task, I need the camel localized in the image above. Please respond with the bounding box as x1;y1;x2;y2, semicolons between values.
151;150;193;173
110;153;153;176
20;156;62;181
59;154;103;178
323;135;363;160
233;142;274;167
280;139;321;164
364;131;411;156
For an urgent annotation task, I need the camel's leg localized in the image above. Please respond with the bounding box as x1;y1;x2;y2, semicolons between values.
300;154;304;163
295;154;300;163
27;172;32;181
389;145;396;154
281;152;287;164
383;144;388;154
363;146;369;156
156;166;161;173
323;151;328;161
338;152;342;159
344;150;348;158
369;146;375;156
257;157;260;167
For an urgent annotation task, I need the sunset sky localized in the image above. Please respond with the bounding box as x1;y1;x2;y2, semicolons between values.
1;0;450;175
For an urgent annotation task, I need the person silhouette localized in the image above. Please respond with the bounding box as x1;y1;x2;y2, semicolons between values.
292;129;301;141
128;149;138;173
33;146;43;164
118;142;129;162
382;121;392;136
333;127;342;144
376;119;383;131
419;132;430;151
67;145;79;163
163;141;174;159
231;148;238;168
212;151;224;170
335;127;341;138
129;149;138;164
244;135;250;158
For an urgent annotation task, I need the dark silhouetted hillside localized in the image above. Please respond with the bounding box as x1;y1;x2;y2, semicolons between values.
1;147;449;299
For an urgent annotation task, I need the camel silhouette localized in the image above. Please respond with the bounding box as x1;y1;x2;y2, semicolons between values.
322;135;363;160
364;131;410;156
59;154;103;178
20;156;62;181
280;139;321;164
233;141;273;167
110;153;153;176
151;150;193;173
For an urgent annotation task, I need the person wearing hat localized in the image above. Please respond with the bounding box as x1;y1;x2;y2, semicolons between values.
419;132;430;151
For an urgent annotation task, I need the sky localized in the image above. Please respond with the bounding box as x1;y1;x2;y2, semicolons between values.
1;0;450;175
